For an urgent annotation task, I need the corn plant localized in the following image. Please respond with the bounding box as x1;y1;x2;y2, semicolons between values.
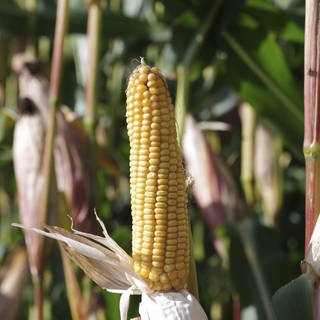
0;0;310;319
126;62;190;291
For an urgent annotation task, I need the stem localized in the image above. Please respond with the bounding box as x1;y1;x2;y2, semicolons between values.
232;294;241;320
239;103;256;206
237;222;276;320
36;1;69;317
0;33;8;107
222;31;303;125
304;153;320;253
25;0;38;58
34;277;43;320
49;0;69;104
175;0;223;140
175;66;189;143
59;199;87;320
108;62;125;148
182;0;223;68
85;1;102;138
41;0;68;222
304;0;320;254
60;246;86;320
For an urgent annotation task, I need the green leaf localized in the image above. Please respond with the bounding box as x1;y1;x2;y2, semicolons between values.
223;27;303;159
256;32;302;106
0;112;6;143
104;291;121;320
246;0;278;12
242;1;304;42
111;226;131;254
280;21;304;43
0;148;12;166
229;219;298;316
272;274;313;320
173;10;200;28
0;3;170;41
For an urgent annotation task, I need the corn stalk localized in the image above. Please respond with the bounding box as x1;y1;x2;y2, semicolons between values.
85;0;102;138
35;0;69;318
239;103;256;207
304;0;320;255
0;33;8;107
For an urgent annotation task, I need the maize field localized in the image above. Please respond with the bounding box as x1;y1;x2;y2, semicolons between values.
0;0;315;320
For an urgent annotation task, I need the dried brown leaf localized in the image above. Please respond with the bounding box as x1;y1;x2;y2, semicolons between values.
55;106;95;231
13;221;147;294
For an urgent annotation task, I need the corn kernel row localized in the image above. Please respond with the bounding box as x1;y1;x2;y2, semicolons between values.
126;62;190;291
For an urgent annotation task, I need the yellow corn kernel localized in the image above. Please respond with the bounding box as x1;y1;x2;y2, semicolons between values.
126;60;190;291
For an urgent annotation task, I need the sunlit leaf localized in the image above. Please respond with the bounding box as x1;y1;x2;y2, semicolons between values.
256;32;302;106
280;21;304;42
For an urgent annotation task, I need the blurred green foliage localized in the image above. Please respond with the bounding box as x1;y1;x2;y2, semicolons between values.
0;0;307;319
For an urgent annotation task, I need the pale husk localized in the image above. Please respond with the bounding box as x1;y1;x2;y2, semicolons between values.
306;215;320;319
13;213;208;320
13;108;47;279
306;214;320;277
18;62;95;232
140;290;208;320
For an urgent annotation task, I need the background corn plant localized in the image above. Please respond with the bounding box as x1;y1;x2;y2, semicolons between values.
0;0;306;319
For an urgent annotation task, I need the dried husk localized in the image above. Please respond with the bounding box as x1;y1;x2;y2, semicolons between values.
305;215;320;319
254;121;283;226
14;215;208;320
183;116;239;221
183;115;241;257
18;62;95;231
239;102;256;206
15;61;96;318
13;96;55;279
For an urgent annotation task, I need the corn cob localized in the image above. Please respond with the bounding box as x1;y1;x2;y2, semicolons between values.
125;61;190;291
